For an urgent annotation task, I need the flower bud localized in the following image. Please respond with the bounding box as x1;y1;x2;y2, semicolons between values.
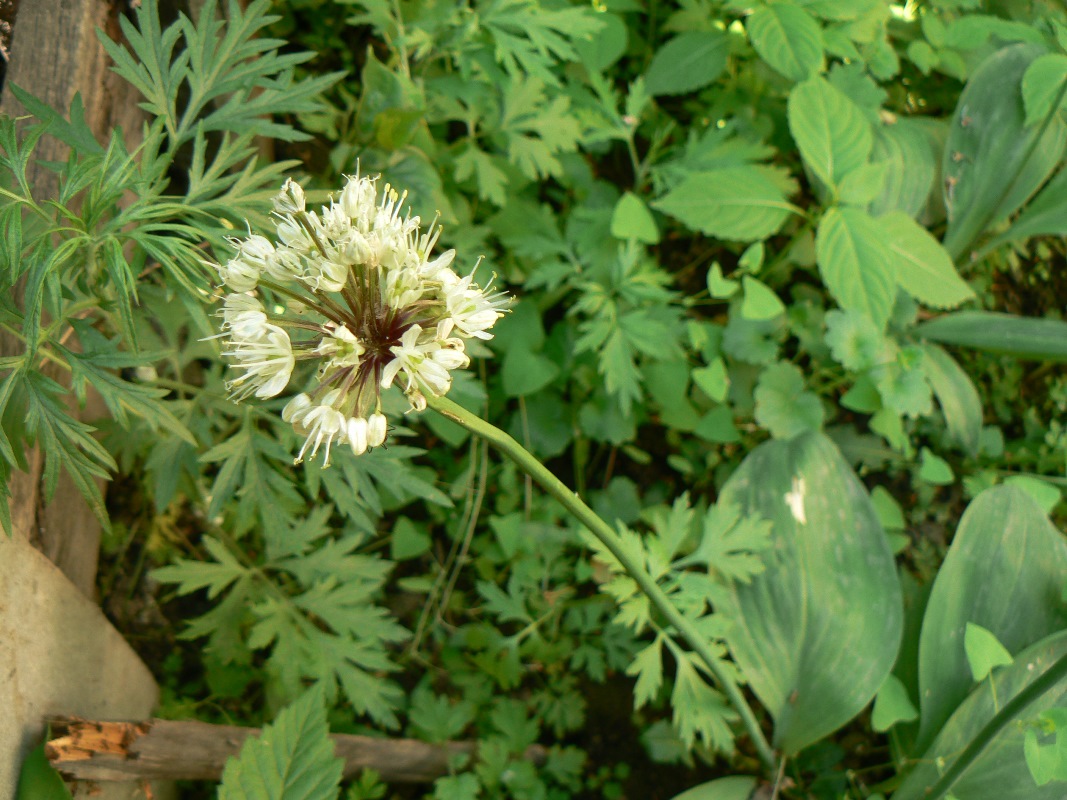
347;416;368;455
273;177;306;215
367;413;387;448
218;256;260;292
282;393;313;424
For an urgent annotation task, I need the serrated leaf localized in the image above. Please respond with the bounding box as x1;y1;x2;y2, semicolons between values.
1022;53;1067;126
788;77;872;189
676;497;772;584
218;686;342;800
747;4;824;81
654;166;799;241
754;362;824;440
868;118;937;219
626;637;665;709
824;309;889;371
879;212;974;309
670;652;737;752
645;31;730;96
816;207;895;329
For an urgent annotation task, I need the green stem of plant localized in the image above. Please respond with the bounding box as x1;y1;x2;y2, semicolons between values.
921;650;1067;800
424;393;777;772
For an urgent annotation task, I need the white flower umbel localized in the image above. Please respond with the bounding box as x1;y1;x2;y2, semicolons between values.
209;174;509;464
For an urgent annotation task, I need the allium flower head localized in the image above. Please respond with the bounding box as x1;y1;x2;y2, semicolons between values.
211;175;509;465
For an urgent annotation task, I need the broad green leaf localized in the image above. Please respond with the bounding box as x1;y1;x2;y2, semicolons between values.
917;312;1067;361
669;776;758;800
746;4;824;81
965;623;1014;682
611;191;660;243
895;632;1067;800
575;12;628;71
1022;53;1067;126
502;345;559;396
1004;476;1061;515
880;212;975;309
816;208;895;329
839;161;888;205
219;686;342;800
942;44;1067;260
719;433;902;754
921;344;982;456
872;674;919;732
788;77;872;189
915;486;1067;752
390;518;431;561
868;118;938;218
654;166;799;241
740;276;785;320
16;743;72;800
754;362;824;440
990;165;1067;246
645;31;730;96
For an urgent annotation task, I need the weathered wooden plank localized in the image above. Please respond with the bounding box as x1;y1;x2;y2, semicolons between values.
46;718;549;783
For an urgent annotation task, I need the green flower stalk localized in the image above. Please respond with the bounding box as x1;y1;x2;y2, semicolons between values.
211;174;776;773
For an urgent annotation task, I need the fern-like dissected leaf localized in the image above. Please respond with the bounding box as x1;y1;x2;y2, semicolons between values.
218;686;343;800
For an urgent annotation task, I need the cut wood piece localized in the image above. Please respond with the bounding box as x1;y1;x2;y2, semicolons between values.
46;718;549;784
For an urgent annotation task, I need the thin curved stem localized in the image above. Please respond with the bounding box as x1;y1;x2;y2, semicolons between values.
920;650;1067;800
424;393;777;772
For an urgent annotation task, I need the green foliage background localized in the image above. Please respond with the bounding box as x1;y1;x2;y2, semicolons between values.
5;0;1067;798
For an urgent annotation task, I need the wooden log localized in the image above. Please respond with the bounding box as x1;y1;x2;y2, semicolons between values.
45;718;549;784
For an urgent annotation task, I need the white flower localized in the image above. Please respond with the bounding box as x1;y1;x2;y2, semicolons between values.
220;293;268;339
223;324;295;400
218;256;260;292
340;174;377;222
283;393;313;424
316;325;364;369
382;324;452;396
444;273;509;340
214;175;508;463
274;177;306;215
294;401;346;465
